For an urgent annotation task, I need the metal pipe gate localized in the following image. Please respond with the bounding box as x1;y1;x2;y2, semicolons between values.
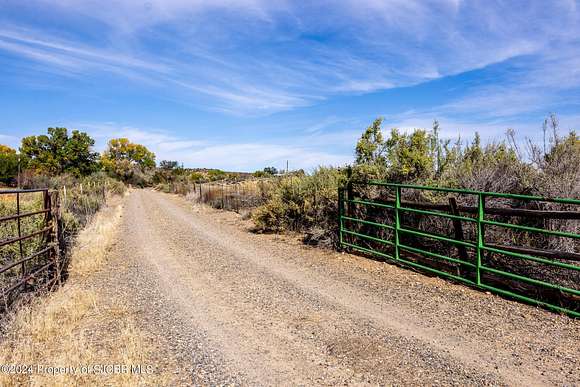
339;180;579;317
0;188;61;311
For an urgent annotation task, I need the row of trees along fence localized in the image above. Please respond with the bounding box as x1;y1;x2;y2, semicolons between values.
0;189;63;312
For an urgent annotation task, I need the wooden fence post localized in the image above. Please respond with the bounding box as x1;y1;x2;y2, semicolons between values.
448;197;468;261
346;166;353;217
62;185;67;209
448;196;468;277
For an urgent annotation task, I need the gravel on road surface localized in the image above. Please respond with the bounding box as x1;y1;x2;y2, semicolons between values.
106;189;579;386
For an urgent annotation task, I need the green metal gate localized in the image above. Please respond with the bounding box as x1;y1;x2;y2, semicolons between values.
338;180;580;317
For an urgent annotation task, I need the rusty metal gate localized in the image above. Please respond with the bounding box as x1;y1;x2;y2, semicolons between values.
0;188;61;311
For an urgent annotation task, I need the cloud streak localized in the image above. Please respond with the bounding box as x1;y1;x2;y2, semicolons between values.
2;0;579;115
1;0;580;173
71;122;351;171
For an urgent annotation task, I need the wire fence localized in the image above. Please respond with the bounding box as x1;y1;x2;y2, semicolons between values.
186;180;274;213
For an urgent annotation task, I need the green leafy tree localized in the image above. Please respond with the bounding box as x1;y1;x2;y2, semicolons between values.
384;128;434;182
101;138;156;182
20;127;99;176
355;118;386;164
354;118;435;182
0;145;23;184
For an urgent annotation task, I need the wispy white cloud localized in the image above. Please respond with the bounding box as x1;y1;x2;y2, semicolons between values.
70;121;352;171
0;28;169;72
173;142;351;172
395;42;580;123
1;0;580;179
3;0;579;115
0;38;81;69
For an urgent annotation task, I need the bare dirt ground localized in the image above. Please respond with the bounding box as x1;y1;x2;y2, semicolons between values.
105;189;579;386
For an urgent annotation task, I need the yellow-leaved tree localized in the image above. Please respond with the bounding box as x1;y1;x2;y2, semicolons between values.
101;138;156;185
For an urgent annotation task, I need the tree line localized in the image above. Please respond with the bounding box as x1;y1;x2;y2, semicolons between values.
0;127;156;186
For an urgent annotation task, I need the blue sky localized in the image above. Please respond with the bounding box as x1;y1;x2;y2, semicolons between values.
1;0;580;171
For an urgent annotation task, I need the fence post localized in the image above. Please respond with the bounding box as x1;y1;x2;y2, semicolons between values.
16;192;24;278
346;166;353;217
50;191;61;286
394;186;401;261
476;193;485;286
62;185;67;209
338;187;344;247
448;197;468;262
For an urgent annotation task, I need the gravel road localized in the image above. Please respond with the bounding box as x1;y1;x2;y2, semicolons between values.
107;190;579;386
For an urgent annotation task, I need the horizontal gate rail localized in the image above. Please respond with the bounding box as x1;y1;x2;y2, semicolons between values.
346;198;395;209
486;243;580;262
339;180;580;318
481;245;579;270
481;219;579;239
0;209;50;223
0;226;53;248
398;226;478;248
341;215;395;230
0;246;55;274
341;229;395;246
3;261;55;296
399;243;477;268
399;206;477;223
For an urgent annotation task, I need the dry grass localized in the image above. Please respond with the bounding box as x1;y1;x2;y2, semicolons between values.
0;193;173;386
68;200;123;277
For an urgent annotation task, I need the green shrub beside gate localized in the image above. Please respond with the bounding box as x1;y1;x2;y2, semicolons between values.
338;180;580;317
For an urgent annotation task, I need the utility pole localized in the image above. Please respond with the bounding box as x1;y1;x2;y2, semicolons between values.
286;160;289;174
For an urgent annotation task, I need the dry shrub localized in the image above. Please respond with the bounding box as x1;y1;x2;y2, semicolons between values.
252;167;346;246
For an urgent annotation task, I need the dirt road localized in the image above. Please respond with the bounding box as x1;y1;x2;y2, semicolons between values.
106;190;579;386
